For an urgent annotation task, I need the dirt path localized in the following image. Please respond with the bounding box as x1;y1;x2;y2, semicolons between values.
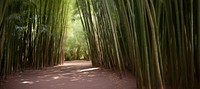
0;60;137;89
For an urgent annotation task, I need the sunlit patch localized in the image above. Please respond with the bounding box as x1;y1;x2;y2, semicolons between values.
21;81;34;84
53;76;60;79
82;72;89;74
54;63;72;67
54;61;92;67
70;32;74;38
35;81;39;83
77;67;99;72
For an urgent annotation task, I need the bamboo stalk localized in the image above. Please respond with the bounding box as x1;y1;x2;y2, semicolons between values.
145;0;164;89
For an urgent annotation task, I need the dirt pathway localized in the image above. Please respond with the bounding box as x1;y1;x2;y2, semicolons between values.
0;60;137;89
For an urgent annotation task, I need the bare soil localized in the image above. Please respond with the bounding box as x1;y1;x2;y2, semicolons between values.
0;60;137;89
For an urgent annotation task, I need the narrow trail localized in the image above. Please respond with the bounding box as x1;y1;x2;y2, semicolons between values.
0;60;136;89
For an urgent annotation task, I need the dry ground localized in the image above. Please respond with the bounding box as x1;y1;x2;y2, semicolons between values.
0;60;136;89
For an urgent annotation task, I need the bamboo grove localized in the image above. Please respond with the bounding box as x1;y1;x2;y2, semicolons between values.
77;0;200;89
0;0;70;78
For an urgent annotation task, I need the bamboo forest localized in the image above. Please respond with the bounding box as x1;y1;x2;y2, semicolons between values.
0;0;200;89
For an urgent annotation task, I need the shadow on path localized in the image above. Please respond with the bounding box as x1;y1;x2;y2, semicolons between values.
0;60;136;89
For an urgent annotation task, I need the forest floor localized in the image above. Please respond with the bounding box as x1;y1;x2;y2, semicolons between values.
0;60;136;89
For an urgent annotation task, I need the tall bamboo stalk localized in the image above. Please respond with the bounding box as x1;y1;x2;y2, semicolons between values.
0;0;70;78
77;0;199;88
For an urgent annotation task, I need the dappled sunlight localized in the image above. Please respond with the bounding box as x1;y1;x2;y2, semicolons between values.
69;32;74;38
53;76;60;80
15;61;98;86
21;81;34;84
54;60;92;67
82;72;89;74
77;67;100;72
0;60;136;89
70;77;81;82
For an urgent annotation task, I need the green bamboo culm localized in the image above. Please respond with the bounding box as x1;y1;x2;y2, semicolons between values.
77;0;200;89
1;0;200;89
0;0;70;78
197;0;200;86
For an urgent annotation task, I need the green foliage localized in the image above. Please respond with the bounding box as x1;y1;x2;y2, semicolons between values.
0;0;70;78
77;0;200;89
64;7;88;61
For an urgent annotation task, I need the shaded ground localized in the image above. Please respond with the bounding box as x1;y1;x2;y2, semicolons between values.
0;60;136;89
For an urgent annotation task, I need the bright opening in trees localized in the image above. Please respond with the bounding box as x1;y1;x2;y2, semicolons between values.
64;12;88;61
62;1;88;61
